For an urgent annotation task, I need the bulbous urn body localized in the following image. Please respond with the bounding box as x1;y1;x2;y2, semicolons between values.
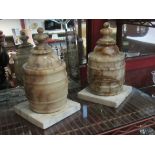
23;28;68;113
88;22;125;96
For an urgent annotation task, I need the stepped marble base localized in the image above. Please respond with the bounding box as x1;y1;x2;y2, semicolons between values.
78;85;132;108
14;99;81;129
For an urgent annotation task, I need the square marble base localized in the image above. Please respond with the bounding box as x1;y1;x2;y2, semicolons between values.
78;85;132;108
14;99;81;129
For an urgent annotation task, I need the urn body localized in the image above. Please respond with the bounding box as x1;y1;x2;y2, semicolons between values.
23;28;68;113
88;22;125;96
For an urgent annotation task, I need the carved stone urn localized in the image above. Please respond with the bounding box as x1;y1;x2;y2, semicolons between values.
14;30;33;85
88;22;125;96
23;27;68;114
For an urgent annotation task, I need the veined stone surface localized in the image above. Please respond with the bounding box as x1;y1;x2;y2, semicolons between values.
88;22;125;96
23;27;68;114
14;99;81;129
78;85;132;108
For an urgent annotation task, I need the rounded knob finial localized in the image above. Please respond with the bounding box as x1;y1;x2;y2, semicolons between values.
20;30;29;44
103;22;110;28
34;27;48;44
95;22;116;47
20;30;26;36
37;27;44;34
100;22;112;36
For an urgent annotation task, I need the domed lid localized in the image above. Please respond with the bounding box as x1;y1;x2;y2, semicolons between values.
23;27;65;72
93;22;120;56
18;30;33;48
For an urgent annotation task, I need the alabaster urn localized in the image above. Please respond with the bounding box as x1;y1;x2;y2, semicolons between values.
14;30;33;85
23;28;68;114
88;22;125;96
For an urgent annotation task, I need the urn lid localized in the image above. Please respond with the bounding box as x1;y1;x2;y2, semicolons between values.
18;30;33;48
23;27;65;71
93;22;120;56
32;27;52;54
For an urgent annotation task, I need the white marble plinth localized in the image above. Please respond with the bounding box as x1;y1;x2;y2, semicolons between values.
14;99;81;129
78;85;132;108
